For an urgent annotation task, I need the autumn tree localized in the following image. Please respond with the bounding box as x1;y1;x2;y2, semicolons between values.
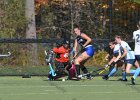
25;0;39;65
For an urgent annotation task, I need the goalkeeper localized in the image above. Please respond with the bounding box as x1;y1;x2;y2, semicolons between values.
102;39;126;81
52;40;73;79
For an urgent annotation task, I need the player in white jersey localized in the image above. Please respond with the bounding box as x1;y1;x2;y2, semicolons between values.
102;40;125;80
115;35;140;85
133;21;140;61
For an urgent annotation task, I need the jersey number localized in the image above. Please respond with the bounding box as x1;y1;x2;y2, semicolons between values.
136;34;140;42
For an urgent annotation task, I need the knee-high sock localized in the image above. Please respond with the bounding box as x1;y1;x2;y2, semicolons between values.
81;66;88;74
133;68;140;79
108;67;117;77
107;66;114;75
130;69;136;74
75;65;80;75
122;71;126;80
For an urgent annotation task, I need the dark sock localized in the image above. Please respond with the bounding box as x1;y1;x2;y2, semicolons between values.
66;65;71;71
81;66;88;74
75;65;80;75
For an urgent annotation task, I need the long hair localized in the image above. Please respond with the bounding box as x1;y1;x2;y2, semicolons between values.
109;39;117;45
74;24;80;30
137;21;140;28
115;35;123;40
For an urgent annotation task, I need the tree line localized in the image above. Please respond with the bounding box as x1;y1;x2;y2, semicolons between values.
0;0;140;67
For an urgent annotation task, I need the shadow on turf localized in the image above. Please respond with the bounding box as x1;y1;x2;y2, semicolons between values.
107;79;129;82
108;79;140;86
41;76;80;81
43;79;80;81
126;84;140;93
102;78;129;81
127;83;140;85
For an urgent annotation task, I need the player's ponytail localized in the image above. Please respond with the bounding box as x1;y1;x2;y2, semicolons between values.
137;20;140;28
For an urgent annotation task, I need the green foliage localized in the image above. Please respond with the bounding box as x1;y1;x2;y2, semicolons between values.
134;0;140;4
35;0;140;39
0;0;26;38
0;66;49;75
85;50;108;67
0;0;140;75
0;43;46;67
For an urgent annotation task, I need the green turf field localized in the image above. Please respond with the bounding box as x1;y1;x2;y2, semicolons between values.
0;76;140;100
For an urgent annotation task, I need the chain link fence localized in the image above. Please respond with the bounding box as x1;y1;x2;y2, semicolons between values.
0;0;139;76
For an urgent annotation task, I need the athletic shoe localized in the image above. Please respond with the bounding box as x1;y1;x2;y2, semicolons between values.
131;77;135;85
102;75;109;80
118;78;128;81
86;73;93;80
78;74;84;79
70;77;80;81
77;74;86;79
48;74;53;80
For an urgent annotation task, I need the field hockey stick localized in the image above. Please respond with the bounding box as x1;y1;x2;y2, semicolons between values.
98;65;110;75
44;50;56;77
73;49;84;59
0;52;11;57
93;59;124;76
77;65;110;78
97;59;122;75
45;50;54;63
91;65;110;76
48;63;56;77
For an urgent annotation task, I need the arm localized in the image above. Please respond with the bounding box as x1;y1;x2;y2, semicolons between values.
81;33;92;47
133;32;135;40
114;50;121;62
120;48;127;59
74;39;78;55
108;57;116;65
53;47;59;53
105;54;110;61
108;46;121;65
108;51;122;66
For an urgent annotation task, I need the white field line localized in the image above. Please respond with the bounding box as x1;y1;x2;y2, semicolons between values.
54;91;137;94
44;90;58;91
0;91;137;96
0;84;125;88
0;93;48;96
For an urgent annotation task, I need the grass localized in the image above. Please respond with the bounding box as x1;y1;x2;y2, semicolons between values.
0;76;140;100
0;66;124;76
134;0;140;4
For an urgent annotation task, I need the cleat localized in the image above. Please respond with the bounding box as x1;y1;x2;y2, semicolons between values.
102;75;109;80
78;74;83;79
68;76;80;81
71;77;80;81
118;78;128;81
77;73;93;80
78;74;87;79
86;73;93;80
131;77;135;85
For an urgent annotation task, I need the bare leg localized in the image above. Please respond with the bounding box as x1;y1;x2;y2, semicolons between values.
74;52;90;75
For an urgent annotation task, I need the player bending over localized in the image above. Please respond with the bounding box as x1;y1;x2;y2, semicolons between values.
48;40;74;80
115;35;140;85
102;39;126;81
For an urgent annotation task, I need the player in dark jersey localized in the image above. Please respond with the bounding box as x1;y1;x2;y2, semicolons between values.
73;25;94;79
